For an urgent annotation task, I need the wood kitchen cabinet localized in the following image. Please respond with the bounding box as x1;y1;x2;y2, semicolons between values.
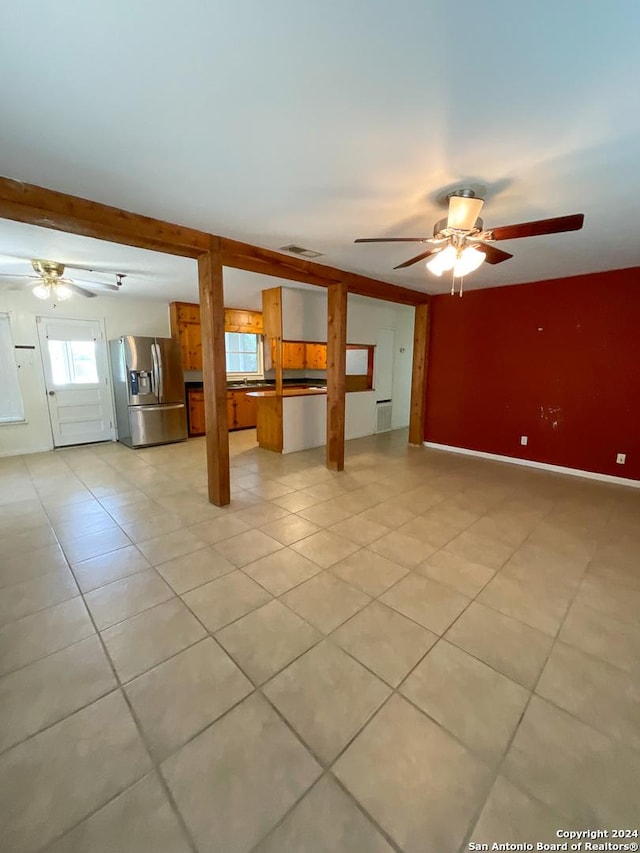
270;340;327;370
170;303;202;371
282;341;306;369
170;302;263;372
190;388;257;435
187;389;206;436
232;390;257;429
226;389;258;430
226;392;236;430
224;309;263;335
305;342;327;370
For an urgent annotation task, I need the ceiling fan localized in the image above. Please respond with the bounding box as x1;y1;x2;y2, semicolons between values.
355;189;585;295
0;258;126;300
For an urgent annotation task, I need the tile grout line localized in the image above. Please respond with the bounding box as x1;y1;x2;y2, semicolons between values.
3;434;639;852
25;459;204;853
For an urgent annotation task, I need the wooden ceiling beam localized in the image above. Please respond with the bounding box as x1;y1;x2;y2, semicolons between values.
0;177;209;258
0;177;430;305
221;237;430;306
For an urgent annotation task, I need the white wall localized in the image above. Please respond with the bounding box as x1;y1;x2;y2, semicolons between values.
346;294;414;436
281;287;327;341
277;288;414;446
0;292;170;456
282;395;327;454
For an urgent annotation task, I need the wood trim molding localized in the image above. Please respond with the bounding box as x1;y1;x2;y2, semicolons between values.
326;281;347;471
408;303;430;445
198;237;231;506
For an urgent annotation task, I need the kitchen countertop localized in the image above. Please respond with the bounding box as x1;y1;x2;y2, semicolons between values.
247;388;327;398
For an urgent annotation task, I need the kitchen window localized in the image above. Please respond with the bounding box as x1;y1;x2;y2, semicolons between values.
0;313;25;423
225;332;263;377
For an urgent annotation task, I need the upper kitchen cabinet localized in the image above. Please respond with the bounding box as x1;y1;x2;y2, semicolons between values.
170;302;202;371
305;342;327;370
170;302;263;371
224;308;263;335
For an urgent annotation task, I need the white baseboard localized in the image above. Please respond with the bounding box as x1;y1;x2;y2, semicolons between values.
0;445;53;458
423;442;640;489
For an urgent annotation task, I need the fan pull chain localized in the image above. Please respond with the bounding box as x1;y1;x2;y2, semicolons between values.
451;272;465;296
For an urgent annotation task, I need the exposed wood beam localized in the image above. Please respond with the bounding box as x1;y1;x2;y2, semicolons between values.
198;237;231;505
221;237;430;306
342;271;429;307
0;176;209;257
326;281;347;471
408;303;430;446
0;178;431;306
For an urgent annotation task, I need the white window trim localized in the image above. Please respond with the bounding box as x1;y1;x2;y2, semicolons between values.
225;332;264;380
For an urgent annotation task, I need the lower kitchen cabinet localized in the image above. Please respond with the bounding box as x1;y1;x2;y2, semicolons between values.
233;390;257;429
188;390;206;436
188;388;257;436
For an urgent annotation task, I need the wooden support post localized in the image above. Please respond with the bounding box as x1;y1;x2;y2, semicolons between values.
408;303;430;446
326;281;347;471
198;237;230;506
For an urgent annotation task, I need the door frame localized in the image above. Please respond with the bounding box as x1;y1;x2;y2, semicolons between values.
36;315;116;448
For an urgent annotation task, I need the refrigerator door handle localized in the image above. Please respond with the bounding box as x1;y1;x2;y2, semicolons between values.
134;403;185;412
151;342;163;403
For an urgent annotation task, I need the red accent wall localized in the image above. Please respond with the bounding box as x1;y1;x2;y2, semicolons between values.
425;267;640;480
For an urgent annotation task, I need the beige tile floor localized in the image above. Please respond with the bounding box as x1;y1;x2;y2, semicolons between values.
1;428;639;852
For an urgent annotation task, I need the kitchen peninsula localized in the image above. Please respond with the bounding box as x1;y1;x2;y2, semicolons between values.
248;386;327;453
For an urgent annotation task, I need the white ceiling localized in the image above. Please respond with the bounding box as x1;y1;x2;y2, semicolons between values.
0;218;301;308
1;1;640;298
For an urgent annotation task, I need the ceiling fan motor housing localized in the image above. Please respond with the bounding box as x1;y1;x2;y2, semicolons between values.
32;259;65;278
433;217;484;239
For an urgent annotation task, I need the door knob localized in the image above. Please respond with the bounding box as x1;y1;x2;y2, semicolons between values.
48;390;55;396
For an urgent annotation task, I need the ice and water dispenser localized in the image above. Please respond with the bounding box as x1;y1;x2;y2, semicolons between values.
129;370;152;397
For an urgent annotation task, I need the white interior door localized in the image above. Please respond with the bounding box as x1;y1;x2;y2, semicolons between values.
37;317;114;447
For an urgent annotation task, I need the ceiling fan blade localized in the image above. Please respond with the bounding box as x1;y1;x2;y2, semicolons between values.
66;283;97;298
447;196;484;231
0;276;33;291
477;243;513;265
62;263;121;275
354;237;429;243
0;273;37;280
393;248;441;269
490;213;584;242
71;278;120;291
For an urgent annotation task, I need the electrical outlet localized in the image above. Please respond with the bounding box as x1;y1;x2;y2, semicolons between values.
520;436;528;446
616;453;626;465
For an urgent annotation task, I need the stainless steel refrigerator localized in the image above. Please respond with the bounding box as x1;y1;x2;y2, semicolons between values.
109;336;187;447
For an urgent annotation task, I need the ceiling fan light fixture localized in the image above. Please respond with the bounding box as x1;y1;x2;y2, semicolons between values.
426;245;457;276
53;283;72;300
33;283;51;300
453;246;486;277
447;195;485;231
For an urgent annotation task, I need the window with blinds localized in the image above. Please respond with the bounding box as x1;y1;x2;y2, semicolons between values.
0;314;25;423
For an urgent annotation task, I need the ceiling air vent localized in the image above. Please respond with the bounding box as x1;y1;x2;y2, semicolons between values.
279;244;324;258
